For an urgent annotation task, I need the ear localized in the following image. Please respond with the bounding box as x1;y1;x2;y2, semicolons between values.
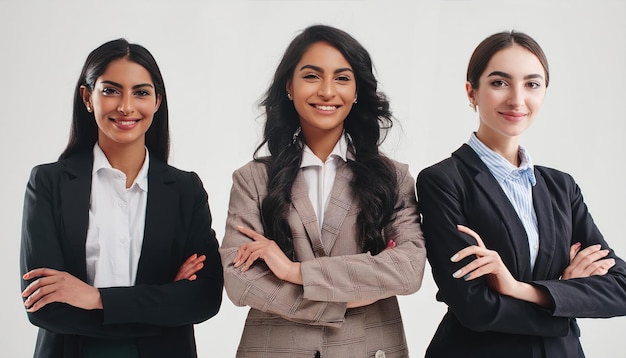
286;80;292;97
465;81;475;104
154;93;162;113
80;85;92;109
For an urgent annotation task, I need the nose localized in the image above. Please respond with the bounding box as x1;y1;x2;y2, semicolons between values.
317;79;336;100
117;94;134;115
506;86;524;108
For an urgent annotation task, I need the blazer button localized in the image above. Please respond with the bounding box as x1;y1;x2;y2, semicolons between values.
375;350;386;358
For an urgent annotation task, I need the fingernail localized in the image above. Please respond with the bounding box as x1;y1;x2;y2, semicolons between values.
463;273;471;281
450;254;458;262
452;269;462;278
22;274;28;280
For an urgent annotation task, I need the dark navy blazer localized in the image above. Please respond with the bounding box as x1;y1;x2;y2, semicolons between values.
417;144;626;358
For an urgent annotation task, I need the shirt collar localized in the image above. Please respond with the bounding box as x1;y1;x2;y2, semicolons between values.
92;143;150;192
467;133;536;186
301;132;349;168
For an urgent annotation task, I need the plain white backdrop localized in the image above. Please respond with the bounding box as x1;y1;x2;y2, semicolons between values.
2;0;625;356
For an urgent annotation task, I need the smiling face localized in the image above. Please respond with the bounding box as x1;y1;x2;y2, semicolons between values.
81;58;161;153
286;41;357;144
468;44;547;149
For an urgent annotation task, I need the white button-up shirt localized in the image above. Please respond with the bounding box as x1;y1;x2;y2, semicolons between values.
300;134;348;229
85;144;149;288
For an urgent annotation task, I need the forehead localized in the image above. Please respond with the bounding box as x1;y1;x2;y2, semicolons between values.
297;41;352;69
98;58;153;84
483;44;545;78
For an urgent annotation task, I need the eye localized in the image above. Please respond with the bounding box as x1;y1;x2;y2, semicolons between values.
135;89;151;97
336;74;351;82
302;73;320;80
527;81;542;89
102;87;119;95
490;79;507;88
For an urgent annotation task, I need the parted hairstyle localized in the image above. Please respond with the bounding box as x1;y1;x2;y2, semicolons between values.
467;30;550;89
59;38;170;162
254;24;399;258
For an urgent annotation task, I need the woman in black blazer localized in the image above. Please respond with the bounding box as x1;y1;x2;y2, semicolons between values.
417;31;626;357
19;39;223;358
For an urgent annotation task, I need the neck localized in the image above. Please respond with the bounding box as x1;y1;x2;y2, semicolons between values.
302;128;343;162
475;131;521;167
98;141;146;188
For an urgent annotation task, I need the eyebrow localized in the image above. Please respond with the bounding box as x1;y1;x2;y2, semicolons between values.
299;64;353;74
487;71;544;81
100;80;154;89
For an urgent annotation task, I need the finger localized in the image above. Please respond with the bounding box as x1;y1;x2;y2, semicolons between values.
241;250;262;272
183;253;198;264
452;255;495;279
589;258;616;276
569;242;582;262
235;245;251;268
22;275;57;297
23;267;59;281
450;245;488;262
457;225;486;248
574;248;609;269
238;226;268;242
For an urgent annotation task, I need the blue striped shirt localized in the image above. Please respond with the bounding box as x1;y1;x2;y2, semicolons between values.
467;133;540;269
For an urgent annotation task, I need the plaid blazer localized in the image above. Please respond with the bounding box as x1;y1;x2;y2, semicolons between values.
220;158;426;358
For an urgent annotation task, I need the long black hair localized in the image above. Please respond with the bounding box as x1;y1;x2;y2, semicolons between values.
59;38;169;162
255;24;398;258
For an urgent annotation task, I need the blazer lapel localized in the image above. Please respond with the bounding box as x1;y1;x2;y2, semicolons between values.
531;170;557;280
60;151;93;281
455;145;532;279
291;171;325;257
136;159;178;284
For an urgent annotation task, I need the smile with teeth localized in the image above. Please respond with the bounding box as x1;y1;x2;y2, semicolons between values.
313;104;339;111
111;118;140;125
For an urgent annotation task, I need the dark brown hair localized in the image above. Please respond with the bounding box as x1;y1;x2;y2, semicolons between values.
467;30;549;88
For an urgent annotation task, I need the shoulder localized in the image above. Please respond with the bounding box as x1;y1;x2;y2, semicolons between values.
535;165;577;192
232;159;269;183
384;157;410;178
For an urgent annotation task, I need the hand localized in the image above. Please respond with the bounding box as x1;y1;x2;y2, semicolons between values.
22;268;102;312
452;225;550;307
235;226;303;285
451;225;518;295
174;253;206;281
561;243;615;280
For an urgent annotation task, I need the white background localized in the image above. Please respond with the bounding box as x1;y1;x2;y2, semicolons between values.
2;0;625;356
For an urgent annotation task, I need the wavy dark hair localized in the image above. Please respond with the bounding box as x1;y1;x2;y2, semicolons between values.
254;24;398;258
467;30;550;89
59;38;169;162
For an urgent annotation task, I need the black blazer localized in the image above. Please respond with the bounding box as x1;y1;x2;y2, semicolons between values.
416;144;626;358
20;150;223;358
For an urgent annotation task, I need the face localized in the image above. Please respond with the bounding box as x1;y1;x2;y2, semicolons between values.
467;44;547;146
286;41;357;143
81;58;161;152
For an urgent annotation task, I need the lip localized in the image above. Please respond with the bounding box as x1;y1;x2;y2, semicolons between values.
110;117;141;130
499;111;527;122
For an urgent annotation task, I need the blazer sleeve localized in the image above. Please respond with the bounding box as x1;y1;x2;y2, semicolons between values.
98;172;224;327
532;171;626;318
300;163;427;302
417;164;570;337
21;165;161;339
220;164;347;327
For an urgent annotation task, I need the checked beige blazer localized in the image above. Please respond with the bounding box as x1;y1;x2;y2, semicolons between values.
220;158;426;358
